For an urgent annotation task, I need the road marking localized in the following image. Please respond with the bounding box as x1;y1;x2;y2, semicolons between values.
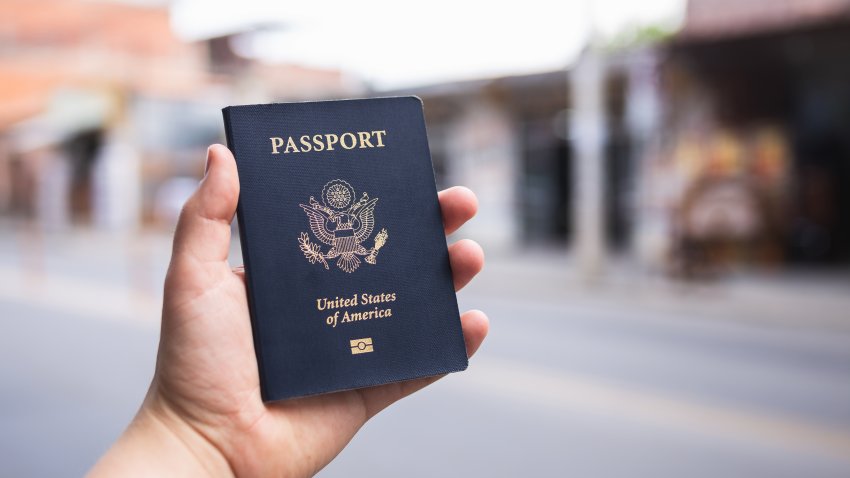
452;357;850;462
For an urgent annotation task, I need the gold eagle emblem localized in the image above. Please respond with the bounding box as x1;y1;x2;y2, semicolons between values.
298;179;388;273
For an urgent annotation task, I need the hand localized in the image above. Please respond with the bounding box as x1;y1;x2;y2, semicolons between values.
89;145;488;477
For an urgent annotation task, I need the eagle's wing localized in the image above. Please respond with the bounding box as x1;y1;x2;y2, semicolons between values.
299;205;335;245
354;198;379;243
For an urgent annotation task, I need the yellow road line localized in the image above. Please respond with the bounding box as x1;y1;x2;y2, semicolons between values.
453;357;850;462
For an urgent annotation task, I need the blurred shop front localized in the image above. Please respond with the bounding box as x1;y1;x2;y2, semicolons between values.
643;0;850;276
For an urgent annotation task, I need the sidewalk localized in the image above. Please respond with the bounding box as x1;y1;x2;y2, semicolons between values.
463;248;850;332
1;225;849;332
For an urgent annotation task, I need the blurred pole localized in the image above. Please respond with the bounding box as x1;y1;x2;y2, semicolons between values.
571;49;606;283
625;49;666;271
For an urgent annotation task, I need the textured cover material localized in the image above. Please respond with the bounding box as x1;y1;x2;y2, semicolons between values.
222;97;467;402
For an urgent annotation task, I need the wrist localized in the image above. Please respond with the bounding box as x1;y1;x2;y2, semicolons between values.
89;388;234;477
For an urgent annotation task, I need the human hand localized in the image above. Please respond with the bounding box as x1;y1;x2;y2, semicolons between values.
89;144;488;477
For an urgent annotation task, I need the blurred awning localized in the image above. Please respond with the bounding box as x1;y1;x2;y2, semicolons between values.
678;0;850;40
7;89;113;152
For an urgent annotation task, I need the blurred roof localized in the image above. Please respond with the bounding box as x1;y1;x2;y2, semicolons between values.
0;0;183;56
387;70;568;120
0;0;202;128
680;0;850;39
393;70;566;98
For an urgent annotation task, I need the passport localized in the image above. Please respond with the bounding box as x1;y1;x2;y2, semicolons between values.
222;97;468;401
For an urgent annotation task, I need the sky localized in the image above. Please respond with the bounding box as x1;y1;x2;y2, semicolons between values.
171;0;685;89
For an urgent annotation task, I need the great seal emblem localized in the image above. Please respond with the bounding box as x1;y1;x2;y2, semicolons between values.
298;179;388;273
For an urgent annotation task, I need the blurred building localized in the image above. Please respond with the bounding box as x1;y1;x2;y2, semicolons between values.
2;0;848;276
401;72;569;250
403;0;850;275
400;66;639;257
0;0;363;230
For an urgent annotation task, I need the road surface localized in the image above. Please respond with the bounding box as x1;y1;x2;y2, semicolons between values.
1;229;849;477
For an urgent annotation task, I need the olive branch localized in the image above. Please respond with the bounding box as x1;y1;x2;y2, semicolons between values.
298;232;329;269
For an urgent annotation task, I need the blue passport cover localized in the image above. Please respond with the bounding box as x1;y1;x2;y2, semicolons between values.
222;97;468;401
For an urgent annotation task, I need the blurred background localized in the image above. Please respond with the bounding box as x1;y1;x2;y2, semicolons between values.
1;0;850;476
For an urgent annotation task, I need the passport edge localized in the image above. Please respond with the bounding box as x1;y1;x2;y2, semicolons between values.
262;360;470;403
222;106;272;401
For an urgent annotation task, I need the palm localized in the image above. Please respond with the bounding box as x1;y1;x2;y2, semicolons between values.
148;145;487;477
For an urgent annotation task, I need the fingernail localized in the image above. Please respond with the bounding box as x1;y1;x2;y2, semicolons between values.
204;146;213;176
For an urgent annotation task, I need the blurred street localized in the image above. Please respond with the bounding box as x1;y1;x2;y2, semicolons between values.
3;1;850;476
1;226;849;477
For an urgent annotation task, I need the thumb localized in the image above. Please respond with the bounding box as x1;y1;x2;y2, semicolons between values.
171;144;240;265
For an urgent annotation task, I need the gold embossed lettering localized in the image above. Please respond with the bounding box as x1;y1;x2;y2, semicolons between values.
312;134;325;152
372;130;387;147
357;131;374;148
299;135;313;153
270;137;285;154
324;134;339;151
272;131;388;154
284;136;299;153
340;132;357;150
